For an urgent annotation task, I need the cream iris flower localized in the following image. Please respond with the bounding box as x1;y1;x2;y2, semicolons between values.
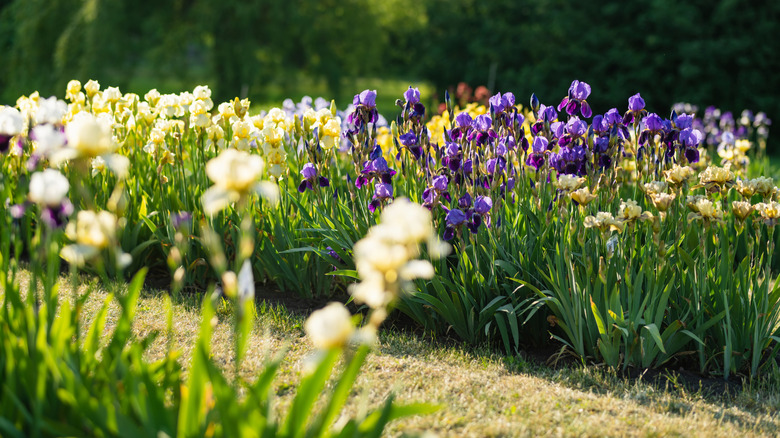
570;186;598;206
28;169;69;206
60;210;130;268
556;174;585;192
755;201;780;226
201;148;279;215
617;199;653;223
584;212;624;233
304;302;355;350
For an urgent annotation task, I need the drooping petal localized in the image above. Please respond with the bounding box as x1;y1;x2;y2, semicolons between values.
202;185;236;215
60;244;100;267
580;101;592;118
237;259;255;303
399;260;434;280
254;181;280;205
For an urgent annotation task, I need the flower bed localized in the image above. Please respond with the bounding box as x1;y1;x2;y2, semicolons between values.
1;79;779;380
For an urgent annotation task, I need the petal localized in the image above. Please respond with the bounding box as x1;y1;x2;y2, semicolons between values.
254;181;280;205
103;153;130;179
238;259;255;303
202;186;235;215
399;260;435;280
557;97;569;112
581;101;592;118
60;244;99;267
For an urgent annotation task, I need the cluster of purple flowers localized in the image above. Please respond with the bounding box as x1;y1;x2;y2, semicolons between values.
669;103;772;163
337;80;771;244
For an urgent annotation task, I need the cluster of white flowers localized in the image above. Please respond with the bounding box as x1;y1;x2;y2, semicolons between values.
350;198;449;310
304;198;449;351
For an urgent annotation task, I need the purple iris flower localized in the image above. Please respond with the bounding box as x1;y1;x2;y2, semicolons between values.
442;208;466;240
326;246;344;268
375;182;392;198
445;142;460;157
569;80;591;100
301;163;318;180
354;89;377;108
566;117;588;138
399;130;422;160
446;208;467;227
527;136;549;170
591;115;608;135
298;162;330;192
538;105;558;123
679;128;702;148
558;80;593;118
368;182;394;212
550;121;565;139
643;113;664;132
628;93;645;112
404;86;420;105
433;175;449;191
423;175;451;209
551;145;587;175
532;136;549;152
605;108;622;126
456;112;473;128
593;136;609;153
1;134;12;154
171;211;193;231
526;153;546;170
462;159;473;174
684;147;700;163
489;92;516;114
675;113;694;130
458;192;472;209
474;196;492;215
502;92;516;108
360;153;396;185
496;135;516;156
474;114;492;132
468;114;498;145
489;93;505;113
41;200;74;229
348;89;379;128
486;157;500;174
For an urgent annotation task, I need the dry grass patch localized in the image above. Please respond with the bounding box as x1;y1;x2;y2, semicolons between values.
11;269;780;437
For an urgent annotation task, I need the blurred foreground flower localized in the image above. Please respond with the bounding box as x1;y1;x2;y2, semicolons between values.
28;169;74;228
304;302;355;350
350;198;450;319
202;148;279;215
0;106;24;153
50;112;129;178
61;210;130;268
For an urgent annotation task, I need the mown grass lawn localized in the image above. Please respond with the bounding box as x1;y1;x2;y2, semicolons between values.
16;269;780;438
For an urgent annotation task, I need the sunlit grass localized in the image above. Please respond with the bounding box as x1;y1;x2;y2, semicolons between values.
19;267;779;438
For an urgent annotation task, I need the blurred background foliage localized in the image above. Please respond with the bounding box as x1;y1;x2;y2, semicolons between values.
1;0;779;128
